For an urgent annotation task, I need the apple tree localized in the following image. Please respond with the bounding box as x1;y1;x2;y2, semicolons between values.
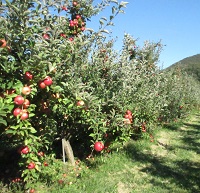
0;0;132;187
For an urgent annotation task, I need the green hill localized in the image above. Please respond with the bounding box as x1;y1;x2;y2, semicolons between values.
166;54;200;81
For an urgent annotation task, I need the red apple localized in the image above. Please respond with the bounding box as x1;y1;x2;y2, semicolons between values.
76;14;81;19
24;71;33;80
76;100;85;106
61;6;68;11
73;19;78;25
0;39;6;48
38;81;46;89
73;1;78;6
13;108;22;117
69;20;74;27
18;146;29;154
43;161;48;166
124;114;132;120
43;76;53;86
43;33;50;40
23;99;30;109
124;118;132;125
22;86;31;95
20;112;29;120
60;33;66;38
12;177;21;183
94;141;104;152
126;110;132;115
29;189;35;193
14;95;24;105
27;162;35;169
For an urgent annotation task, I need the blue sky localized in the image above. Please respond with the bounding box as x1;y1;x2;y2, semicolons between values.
88;0;200;68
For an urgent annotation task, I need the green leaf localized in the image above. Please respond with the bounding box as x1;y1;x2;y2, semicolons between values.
0;111;6;116
36;3;41;13
85;28;94;33
0;118;7;126
112;6;116;14
89;133;96;138
62;98;71;105
100;29;110;34
30;156;39;162
5;130;16;134
99;19;104;26
29;113;35;118
101;17;107;21
29;127;37;133
20;131;25;136
68;103;73;109
8;104;14;111
119;1;129;8
10;125;20;130
109;0;118;4
119;10;125;13
51;85;63;92
24;139;32;145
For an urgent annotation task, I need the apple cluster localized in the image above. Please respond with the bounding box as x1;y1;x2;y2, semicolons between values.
38;76;53;89
13;71;33;120
68;1;86;36
13;86;31;120
124;110;133;124
69;14;86;36
12;71;53;120
18;145;45;171
17;146;36;169
25;71;53;89
41;1;86;41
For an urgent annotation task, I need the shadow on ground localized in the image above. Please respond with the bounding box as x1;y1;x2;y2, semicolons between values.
164;121;200;154
124;116;200;193
124;144;200;193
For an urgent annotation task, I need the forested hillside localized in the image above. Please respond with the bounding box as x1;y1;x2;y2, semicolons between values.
167;54;200;81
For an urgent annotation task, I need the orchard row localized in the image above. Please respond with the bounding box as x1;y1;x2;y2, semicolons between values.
1;0;200;192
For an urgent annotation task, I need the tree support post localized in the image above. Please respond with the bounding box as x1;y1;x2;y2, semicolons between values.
62;138;75;166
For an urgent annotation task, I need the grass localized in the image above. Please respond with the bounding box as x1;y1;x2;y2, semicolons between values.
1;113;200;193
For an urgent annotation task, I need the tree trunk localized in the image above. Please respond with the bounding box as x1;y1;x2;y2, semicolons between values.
62;138;75;166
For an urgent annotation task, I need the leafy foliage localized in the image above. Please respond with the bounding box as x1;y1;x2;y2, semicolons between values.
0;0;200;191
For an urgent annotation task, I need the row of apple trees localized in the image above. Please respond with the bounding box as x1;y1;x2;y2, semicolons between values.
0;0;200;190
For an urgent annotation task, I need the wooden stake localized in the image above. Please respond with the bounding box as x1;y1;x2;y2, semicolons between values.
62;138;75;166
